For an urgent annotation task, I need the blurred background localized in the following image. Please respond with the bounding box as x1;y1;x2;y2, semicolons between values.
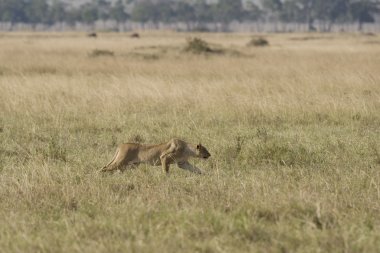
0;0;379;32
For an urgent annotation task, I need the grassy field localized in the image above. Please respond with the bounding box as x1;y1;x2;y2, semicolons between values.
0;32;380;253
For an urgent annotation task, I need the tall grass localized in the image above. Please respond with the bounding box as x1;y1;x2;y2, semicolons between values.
0;32;379;253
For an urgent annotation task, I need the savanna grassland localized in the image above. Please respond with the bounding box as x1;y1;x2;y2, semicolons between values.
0;31;380;253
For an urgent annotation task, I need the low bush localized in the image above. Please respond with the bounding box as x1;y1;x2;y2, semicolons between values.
184;37;223;54
247;37;269;47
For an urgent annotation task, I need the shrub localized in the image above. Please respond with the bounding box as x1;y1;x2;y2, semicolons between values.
184;37;222;54
247;37;269;47
130;33;140;38
87;32;97;38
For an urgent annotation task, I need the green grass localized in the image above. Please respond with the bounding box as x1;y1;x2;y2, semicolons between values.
0;32;379;253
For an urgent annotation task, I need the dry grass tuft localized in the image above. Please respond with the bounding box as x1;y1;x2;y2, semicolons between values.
89;49;115;57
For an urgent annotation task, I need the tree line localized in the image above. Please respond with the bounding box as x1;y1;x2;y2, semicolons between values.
0;0;379;31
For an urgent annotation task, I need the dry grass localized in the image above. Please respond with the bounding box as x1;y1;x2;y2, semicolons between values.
0;32;380;253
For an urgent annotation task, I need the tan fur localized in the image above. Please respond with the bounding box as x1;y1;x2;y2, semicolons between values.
100;138;211;174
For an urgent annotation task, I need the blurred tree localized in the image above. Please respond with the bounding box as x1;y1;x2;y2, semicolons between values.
314;0;349;31
245;1;264;22
80;2;99;29
217;0;244;22
194;0;214;23
0;0;27;27
261;0;283;21
214;0;244;31
173;2;195;30
96;0;111;26
65;7;81;27
110;0;129;28
291;0;317;31
131;1;159;27
157;2;175;23
25;0;49;28
350;0;380;31
280;0;302;23
261;0;283;31
49;0;67;25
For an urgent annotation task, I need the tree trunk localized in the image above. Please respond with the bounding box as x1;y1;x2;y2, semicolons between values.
221;22;229;32
308;18;316;32
327;21;334;32
358;20;363;31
